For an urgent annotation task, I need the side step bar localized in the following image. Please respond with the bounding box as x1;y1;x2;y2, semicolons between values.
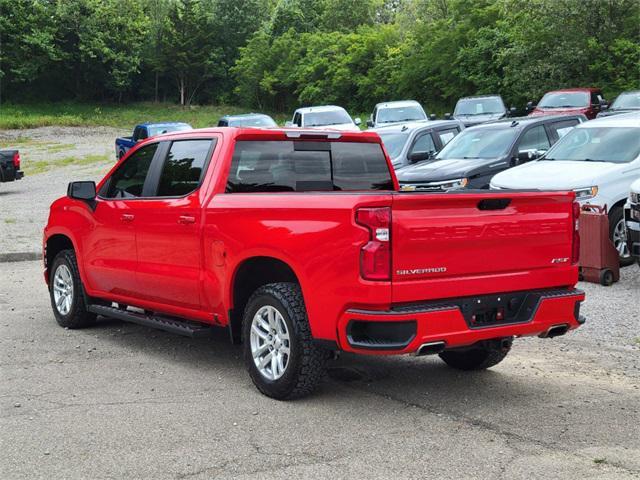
88;304;214;338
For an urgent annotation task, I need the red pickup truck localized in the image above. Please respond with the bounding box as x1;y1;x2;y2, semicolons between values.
43;127;585;399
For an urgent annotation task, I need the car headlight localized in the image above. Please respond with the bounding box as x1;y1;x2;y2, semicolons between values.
573;186;598;200
440;178;468;190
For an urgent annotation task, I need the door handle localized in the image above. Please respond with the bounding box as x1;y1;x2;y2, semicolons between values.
178;215;196;225
120;214;135;222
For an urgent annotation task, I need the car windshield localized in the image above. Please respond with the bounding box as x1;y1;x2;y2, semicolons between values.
304;110;352;127
538;91;589;108
454;97;505;115
229;116;277;127
437;128;517;159
611;92;640;110
377;105;426;124
379;132;410;159
542;127;640;164
147;124;191;137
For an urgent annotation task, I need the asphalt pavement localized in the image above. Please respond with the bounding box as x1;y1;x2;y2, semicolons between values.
1;260;638;479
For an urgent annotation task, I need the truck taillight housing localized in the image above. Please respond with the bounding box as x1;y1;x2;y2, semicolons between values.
356;207;391;281
572;201;580;264
12;152;20;169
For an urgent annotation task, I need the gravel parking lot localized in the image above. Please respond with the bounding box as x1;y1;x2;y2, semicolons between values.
1;127;639;479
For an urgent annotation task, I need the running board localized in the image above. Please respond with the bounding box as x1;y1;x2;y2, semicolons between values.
88;304;214;338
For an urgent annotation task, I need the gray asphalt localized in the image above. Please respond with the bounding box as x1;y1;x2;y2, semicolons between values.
1;261;638;479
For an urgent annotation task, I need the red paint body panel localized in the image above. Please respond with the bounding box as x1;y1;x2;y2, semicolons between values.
529;88;603;120
44;127;584;354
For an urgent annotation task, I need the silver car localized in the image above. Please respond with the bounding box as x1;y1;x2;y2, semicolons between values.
372;120;465;170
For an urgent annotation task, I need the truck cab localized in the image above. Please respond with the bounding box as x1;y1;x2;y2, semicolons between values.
527;88;606;120
115;122;192;160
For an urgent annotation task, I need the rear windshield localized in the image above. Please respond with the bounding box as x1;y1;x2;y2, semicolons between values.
229;116;277;127
147;124;191;137
226;141;394;192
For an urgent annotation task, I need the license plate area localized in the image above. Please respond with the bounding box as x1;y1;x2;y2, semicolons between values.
459;292;539;328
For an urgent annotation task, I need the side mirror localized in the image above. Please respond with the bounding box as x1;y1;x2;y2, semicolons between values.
408;151;434;163
429;114;437;120
366;119;374;128
67;181;96;204
284;121;293;127
509;107;517;116
599;99;609;110
525;101;534;112
354;117;362;126
444;113;452;120
515;149;544;165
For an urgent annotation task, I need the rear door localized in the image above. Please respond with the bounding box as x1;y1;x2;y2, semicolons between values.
391;191;576;303
134;137;218;311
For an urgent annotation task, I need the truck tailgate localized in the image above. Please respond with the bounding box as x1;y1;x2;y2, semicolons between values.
391;191;577;303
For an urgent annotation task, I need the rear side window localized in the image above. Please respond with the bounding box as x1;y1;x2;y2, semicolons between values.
226;141;393;193
156;140;213;197
549;119;579;140
518;125;551;151
436;128;459;146
101;143;158;198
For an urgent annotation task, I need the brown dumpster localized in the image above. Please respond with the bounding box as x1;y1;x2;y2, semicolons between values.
579;204;619;286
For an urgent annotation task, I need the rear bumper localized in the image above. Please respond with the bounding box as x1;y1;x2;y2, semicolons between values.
337;288;585;354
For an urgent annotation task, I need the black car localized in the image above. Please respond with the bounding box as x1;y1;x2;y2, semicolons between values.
446;95;516;127
597;90;640;118
0;150;23;184
397;115;585;191
217;113;277;127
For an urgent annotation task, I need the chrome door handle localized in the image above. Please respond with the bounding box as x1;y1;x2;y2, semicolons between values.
178;215;196;224
120;214;135;222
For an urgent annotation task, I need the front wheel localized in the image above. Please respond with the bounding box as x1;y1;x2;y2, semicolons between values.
439;339;511;371
49;249;96;328
609;207;633;266
242;283;329;400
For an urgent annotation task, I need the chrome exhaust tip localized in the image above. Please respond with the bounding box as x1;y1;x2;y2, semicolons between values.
540;324;569;339
415;341;446;356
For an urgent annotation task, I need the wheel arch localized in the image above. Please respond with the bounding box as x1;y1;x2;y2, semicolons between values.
227;256;301;344
45;232;78;282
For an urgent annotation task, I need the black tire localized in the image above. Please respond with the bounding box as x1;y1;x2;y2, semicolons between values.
599;269;614;286
49;249;96;329
439;340;511;371
609;207;633;266
242;282;329;400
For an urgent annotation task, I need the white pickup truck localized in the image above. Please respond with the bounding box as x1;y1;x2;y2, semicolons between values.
491;112;640;265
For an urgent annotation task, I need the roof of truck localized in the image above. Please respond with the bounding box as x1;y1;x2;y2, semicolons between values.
293;105;349;114
467;114;585;130
578;111;640;128
374;100;423;109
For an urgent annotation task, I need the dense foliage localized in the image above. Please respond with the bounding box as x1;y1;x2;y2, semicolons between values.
1;0;638;112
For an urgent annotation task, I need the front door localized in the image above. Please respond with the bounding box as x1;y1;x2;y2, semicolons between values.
134;138;217;311
83;142;159;297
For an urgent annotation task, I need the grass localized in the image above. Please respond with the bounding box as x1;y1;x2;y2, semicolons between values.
0;102;289;130
4;218;16;224
593;458;607;465
24;153;111;175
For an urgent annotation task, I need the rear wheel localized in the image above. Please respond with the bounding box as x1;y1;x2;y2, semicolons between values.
439;339;511;371
609;207;633;266
242;282;329;400
49;249;96;328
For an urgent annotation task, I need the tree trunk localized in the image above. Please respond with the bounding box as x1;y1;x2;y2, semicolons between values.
154;71;159;103
179;76;185;106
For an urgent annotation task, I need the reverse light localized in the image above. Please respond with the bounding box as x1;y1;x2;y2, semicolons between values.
573;186;598;201
356;207;391;281
572;201;580;265
12;152;20;169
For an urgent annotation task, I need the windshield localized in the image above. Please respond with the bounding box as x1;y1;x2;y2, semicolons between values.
379;132;410;159
437;128;517;159
303;110;352;127
538;91;589;108
543;127;640;164
454;97;505;116
377;105;426;124
229;116;277;127
611;92;640;110
148;124;191;137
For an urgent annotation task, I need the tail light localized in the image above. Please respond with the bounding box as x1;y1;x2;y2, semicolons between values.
356;207;391;280
572;201;580;264
12;152;20;169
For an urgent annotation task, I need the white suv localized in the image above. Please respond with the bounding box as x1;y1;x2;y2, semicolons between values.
285;106;361;132
491;112;640;264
